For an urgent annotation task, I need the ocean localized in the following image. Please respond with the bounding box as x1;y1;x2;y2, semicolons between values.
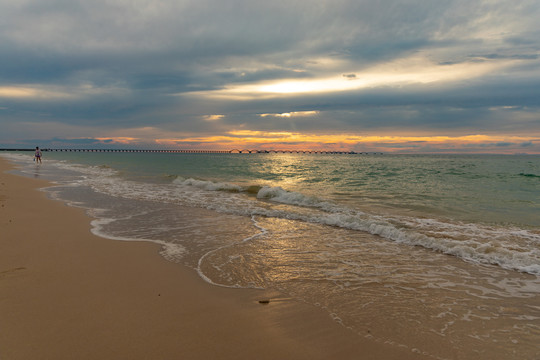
3;151;540;359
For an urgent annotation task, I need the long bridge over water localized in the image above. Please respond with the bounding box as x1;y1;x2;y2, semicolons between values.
1;148;383;155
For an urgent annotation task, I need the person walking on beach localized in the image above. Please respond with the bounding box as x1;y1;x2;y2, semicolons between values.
34;146;42;164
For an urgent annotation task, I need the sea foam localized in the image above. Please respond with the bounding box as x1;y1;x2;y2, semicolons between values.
7;153;539;277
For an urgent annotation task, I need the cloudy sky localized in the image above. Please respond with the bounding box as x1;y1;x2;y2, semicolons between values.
1;0;540;153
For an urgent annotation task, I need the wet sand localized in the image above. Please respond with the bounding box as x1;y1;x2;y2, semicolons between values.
0;157;428;359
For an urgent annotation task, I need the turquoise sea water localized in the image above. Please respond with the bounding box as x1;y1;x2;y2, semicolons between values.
4;151;540;359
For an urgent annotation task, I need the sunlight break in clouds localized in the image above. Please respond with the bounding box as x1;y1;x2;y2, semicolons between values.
260;111;319;118
0;84;127;101
189;56;521;99
0;86;77;100
202;114;225;121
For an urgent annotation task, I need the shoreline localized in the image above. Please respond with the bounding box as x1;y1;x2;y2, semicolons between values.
0;157;427;359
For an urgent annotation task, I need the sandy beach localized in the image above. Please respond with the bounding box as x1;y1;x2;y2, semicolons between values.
0;157;430;359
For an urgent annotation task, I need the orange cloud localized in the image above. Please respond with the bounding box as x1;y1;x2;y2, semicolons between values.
149;131;539;153
95;137;139;144
76;128;538;154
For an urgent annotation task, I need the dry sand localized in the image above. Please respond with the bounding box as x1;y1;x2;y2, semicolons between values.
0;157;429;359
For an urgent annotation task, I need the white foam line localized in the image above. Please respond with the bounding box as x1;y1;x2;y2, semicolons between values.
196;215;268;288
90;217;187;262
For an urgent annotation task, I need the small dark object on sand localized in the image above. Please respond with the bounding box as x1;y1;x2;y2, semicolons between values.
258;299;270;304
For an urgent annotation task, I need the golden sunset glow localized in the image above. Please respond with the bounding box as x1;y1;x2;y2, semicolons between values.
141;131;540;153
95;137;139;144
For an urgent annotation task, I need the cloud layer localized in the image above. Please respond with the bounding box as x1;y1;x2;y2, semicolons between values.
1;0;540;152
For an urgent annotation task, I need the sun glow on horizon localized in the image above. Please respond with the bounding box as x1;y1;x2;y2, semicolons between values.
147;131;540;153
39;129;539;154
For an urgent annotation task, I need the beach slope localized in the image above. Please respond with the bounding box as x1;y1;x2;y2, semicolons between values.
0;158;426;359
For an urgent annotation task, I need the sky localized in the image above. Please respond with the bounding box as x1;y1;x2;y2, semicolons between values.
1;0;540;153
